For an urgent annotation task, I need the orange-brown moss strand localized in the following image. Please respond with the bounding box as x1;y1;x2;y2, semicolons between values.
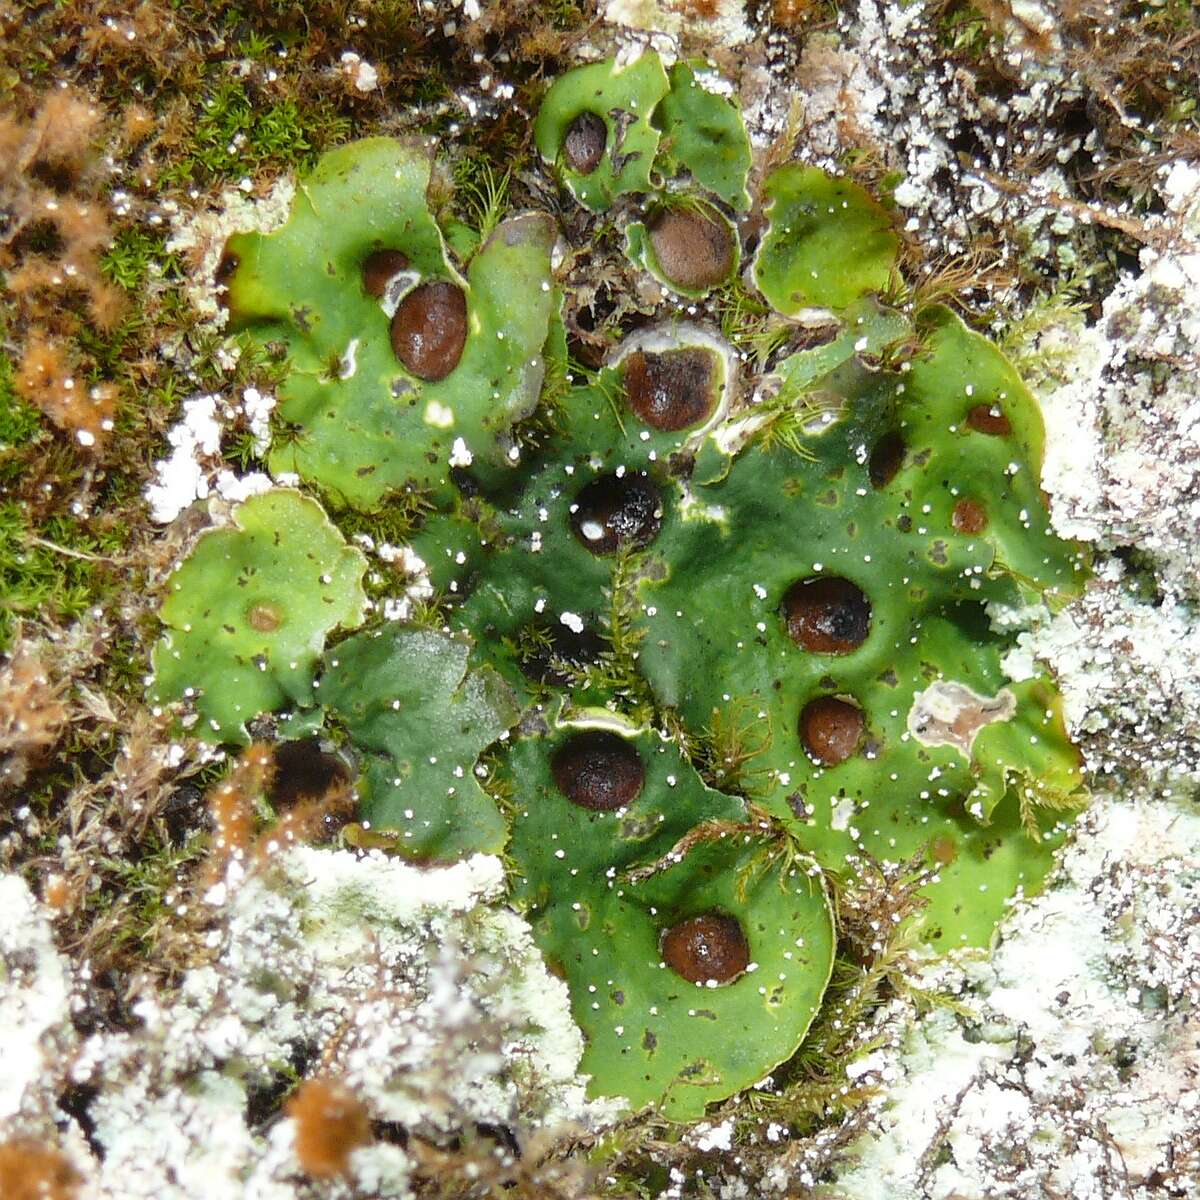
286;1078;372;1179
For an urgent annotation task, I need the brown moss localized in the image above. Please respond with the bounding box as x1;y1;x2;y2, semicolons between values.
669;0;721;18
0;89;131;452
0;1139;80;1200
206;741;357;878
206;743;274;876
0;640;69;793
15;336;117;449
286;1078;372;1179
772;0;820;25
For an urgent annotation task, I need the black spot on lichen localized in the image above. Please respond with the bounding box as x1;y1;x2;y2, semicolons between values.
570;472;663;555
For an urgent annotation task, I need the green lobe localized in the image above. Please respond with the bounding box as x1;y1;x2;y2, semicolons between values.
655;60;752;210
753;165;898;315
223;138;555;510
534;53;670;212
508;724;834;1118
321;625;520;861
150;489;367;744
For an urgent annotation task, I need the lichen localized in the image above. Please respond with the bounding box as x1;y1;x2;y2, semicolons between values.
146;60;1091;1114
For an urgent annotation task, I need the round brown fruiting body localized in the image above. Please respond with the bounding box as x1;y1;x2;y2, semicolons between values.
930;834;958;866
799;696;864;765
661;912;750;985
570;472;663;555
390;281;467;381
214;243;240;308
247;602;282;632
868;430;905;488
966;403;1011;436
562;111;607;175
361;249;410;298
623;347;718;432
551;730;645;812
782;576;871;653
952;498;988;534
646;206;735;292
270;738;351;808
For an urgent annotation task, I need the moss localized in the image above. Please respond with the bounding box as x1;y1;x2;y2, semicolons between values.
157;78;350;187
0;354;45;450
0;500;124;648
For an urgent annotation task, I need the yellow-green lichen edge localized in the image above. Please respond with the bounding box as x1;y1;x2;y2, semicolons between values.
149;488;367;743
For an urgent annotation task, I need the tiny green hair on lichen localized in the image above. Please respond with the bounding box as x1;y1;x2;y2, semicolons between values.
150;51;1089;1120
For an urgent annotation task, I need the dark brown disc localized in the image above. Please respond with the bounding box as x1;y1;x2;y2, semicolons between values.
799;696;864;766
782;576;871;653
570;472;663;555
966;403;1011;436
623;347;718;432
661;912;750;985
361;249;410;298
646;206;735;292
551;730;645;811
562;111;607;175
952;498;988;534
270;738;351;808
518;621;606;687
868;430;905;488
390;281;467;381
214;242;239;308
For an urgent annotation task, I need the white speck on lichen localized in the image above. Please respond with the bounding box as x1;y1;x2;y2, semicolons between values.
424;400;454;428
